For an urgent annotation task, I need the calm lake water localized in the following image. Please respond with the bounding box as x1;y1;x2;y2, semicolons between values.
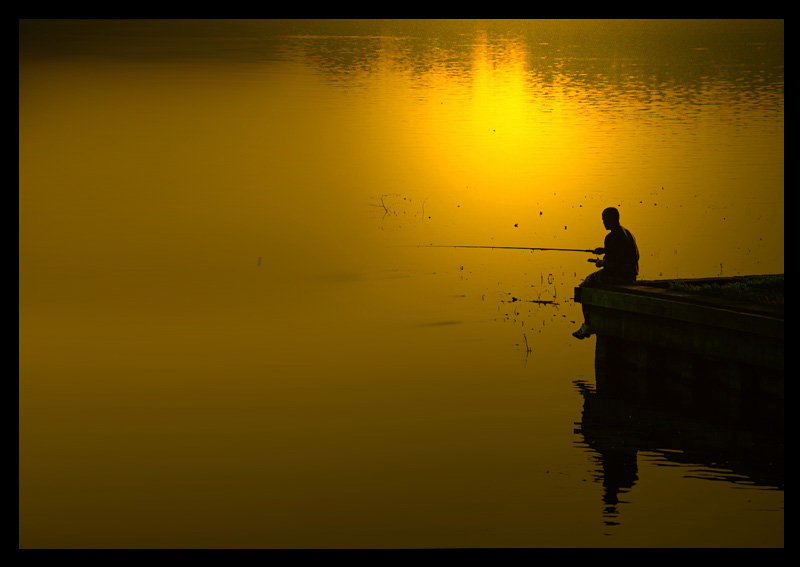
19;19;784;548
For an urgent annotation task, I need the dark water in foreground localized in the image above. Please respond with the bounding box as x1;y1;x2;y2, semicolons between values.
19;20;783;548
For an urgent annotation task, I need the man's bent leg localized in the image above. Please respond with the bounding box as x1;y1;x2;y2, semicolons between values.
573;270;606;339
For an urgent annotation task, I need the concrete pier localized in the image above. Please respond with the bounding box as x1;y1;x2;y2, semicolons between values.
575;276;784;430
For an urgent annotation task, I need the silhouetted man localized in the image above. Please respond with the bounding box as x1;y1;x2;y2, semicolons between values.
573;207;639;339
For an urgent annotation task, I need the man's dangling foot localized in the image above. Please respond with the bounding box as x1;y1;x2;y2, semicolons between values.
572;323;593;340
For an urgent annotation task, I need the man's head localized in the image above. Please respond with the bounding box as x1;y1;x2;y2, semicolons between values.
602;207;620;230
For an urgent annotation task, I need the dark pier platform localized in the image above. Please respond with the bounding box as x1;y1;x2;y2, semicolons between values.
574;275;784;430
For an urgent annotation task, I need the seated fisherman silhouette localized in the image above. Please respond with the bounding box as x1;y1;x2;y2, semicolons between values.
573;207;639;339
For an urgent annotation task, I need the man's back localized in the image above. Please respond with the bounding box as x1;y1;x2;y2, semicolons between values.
603;225;639;280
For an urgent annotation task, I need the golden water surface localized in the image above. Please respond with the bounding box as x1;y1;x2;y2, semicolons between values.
19;19;783;548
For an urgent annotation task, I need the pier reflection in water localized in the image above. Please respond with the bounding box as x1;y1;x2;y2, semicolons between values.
574;363;784;530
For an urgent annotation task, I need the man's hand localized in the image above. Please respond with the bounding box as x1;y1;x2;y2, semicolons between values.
593;247;605;255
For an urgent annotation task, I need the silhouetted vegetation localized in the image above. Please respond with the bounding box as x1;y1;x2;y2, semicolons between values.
669;275;784;306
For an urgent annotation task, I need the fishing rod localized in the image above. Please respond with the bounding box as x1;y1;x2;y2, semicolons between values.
408;245;597;253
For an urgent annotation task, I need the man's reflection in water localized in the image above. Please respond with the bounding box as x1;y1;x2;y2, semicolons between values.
597;448;638;526
575;380;639;527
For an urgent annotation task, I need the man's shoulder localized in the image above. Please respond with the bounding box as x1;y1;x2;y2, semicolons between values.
607;226;625;239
